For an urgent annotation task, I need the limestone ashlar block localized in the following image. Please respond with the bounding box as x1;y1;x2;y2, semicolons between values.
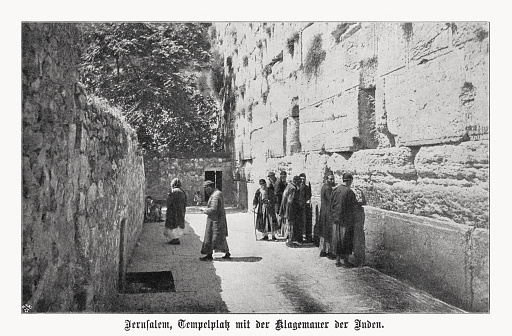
363;206;487;312
300;120;325;152
469;228;489;312
366;181;488;228
409;22;451;63
461;40;489;140
452;22;489;48
250;128;267;160
384;53;466;146
377;22;407;77
414;140;489;186
323;90;359;152
348;147;417;180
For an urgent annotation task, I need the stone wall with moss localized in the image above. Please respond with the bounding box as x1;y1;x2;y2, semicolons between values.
22;23;145;312
214;21;489;229
214;22;489;311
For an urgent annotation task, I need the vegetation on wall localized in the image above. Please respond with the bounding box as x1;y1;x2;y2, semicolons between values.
286;32;300;56
304;34;326;78
78;22;224;157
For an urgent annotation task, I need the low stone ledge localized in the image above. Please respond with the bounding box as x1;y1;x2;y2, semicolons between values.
363;206;489;312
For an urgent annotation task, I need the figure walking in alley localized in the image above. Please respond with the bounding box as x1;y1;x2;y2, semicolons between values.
299;173;313;243
330;173;357;267
253;179;277;241
279;175;303;247
319;172;336;259
164;178;187;245
199;180;231;260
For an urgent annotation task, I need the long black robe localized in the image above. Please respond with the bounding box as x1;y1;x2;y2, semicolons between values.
330;184;357;256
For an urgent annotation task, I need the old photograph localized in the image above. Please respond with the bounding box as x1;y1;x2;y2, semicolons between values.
19;17;493;333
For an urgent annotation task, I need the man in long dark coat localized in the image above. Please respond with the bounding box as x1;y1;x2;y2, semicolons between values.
164;178;187;245
279;175;302;247
299;173;312;243
199;180;231;260
319;173;335;258
330;173;357;267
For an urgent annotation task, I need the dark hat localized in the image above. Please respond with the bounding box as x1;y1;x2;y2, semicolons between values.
280;171;287;176
342;173;353;181
203;180;215;187
259;179;267;185
299;173;306;178
292;175;301;183
267;171;275;177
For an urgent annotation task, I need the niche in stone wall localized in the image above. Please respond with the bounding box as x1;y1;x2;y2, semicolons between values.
286;101;301;155
356;87;379;150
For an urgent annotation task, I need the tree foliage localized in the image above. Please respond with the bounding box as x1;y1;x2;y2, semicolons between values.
78;22;224;157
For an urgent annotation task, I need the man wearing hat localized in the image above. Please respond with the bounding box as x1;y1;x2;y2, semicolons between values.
329;173;357;267
279;175;303;247
199;180;231;260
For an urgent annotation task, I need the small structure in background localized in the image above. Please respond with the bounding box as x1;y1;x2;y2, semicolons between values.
144;196;163;223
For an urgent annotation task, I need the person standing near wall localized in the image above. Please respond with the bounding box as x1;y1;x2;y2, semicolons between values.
275;171;288;213
253;179;277;241
199;180;231;260
330;173;357;267
319;173;336;258
279;175;302;247
266;172;279;233
299;173;313;243
164;178;187;245
352;183;367;266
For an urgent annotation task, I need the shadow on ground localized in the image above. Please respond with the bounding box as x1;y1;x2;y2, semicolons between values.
115;220;232;313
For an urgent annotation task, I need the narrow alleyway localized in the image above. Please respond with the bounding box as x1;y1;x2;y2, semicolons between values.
115;208;464;313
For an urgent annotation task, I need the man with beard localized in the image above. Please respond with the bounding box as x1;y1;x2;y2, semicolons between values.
199;180;231;260
319;173;335;258
299;173;313;243
279;175;302;247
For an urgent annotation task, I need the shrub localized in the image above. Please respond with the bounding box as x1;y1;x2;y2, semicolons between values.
304;34;326;78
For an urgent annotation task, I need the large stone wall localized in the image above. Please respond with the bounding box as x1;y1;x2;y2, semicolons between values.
214;22;489;311
145;156;235;207
22;23;145;312
214;21;489;226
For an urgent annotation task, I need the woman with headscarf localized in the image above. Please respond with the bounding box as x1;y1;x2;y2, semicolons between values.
164;178;187;245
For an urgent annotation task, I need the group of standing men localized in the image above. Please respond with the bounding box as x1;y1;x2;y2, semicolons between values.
162;170;365;267
253;170;366;268
253;171;314;246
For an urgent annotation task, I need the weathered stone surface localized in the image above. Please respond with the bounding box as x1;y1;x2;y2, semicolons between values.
415;140;489;186
363;206;488;312
469;228;489;312
144;157;234;206
22;23;145;312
